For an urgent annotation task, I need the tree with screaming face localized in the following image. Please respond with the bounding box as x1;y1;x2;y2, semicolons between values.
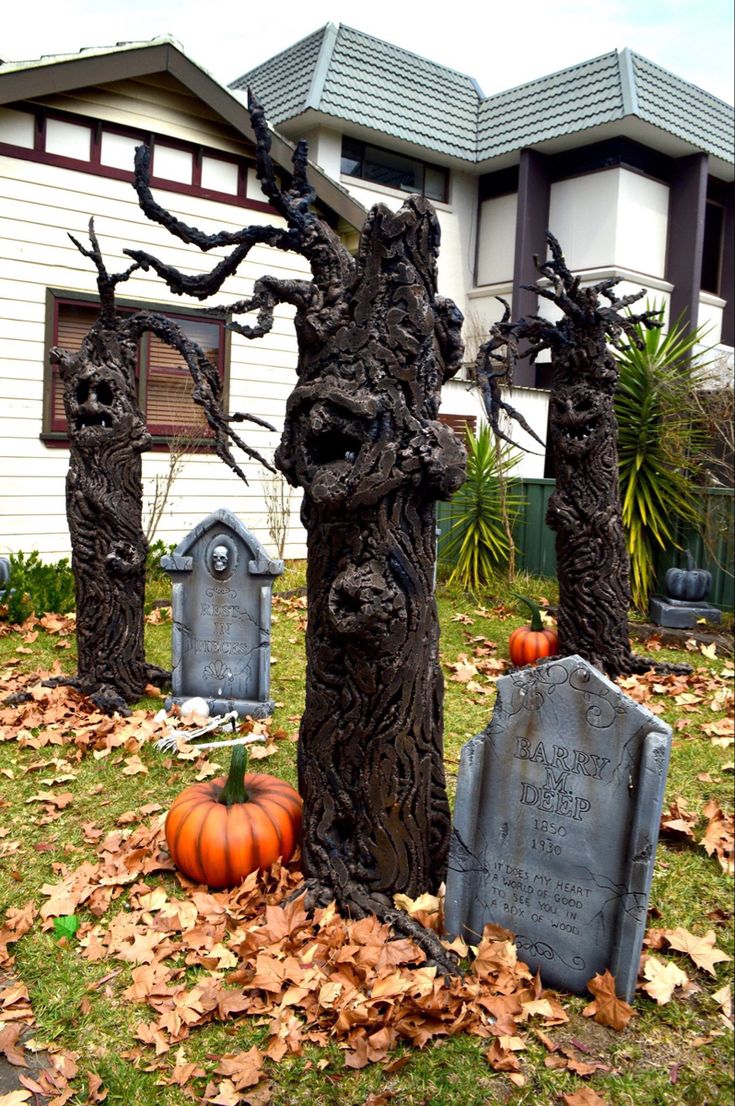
122;97;467;968
49;224;275;716
478;232;689;678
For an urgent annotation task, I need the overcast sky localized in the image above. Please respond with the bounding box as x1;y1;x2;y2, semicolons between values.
2;0;733;104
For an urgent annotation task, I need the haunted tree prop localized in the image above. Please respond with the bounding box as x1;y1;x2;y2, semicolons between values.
120;98;467;966
51;223;274;715
479;233;689;678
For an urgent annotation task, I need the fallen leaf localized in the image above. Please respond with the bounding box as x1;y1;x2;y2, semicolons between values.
561;1090;610;1106
641;956;689;1004
583;971;635;1030
664;928;732;976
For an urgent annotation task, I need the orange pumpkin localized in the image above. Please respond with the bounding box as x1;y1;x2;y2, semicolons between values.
165;742;302;889
508;594;559;666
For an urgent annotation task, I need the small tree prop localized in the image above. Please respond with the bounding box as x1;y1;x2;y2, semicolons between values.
61;99;467;966
478;232;689;677
50;223;275;714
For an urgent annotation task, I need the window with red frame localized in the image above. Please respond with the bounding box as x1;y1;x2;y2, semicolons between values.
46;297;226;445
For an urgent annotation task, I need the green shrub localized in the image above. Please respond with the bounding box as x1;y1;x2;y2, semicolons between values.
614;307;712;611
438;425;522;591
145;538;175;584
0;550;76;623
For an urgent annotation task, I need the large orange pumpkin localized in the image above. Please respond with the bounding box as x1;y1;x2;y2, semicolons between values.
508;594;559;666
165;742;302;889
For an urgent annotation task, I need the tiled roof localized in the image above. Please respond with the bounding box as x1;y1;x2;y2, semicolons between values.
631;52;734;164
231;26;734;168
232;26;327;124
233;23;481;160
476;52;624;159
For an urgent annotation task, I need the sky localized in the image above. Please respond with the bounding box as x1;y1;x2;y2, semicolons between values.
1;0;733;104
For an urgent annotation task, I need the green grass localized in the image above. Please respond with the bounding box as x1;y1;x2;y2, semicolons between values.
0;564;732;1106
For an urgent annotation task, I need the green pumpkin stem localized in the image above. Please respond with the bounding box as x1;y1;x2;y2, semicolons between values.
219;742;251;806
685;548;694;572
513;593;545;632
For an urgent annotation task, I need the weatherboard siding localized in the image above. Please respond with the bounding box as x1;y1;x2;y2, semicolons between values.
0;141;310;561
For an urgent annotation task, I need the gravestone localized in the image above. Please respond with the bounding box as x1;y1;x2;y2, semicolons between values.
444;655;671;1001
161;508;283;718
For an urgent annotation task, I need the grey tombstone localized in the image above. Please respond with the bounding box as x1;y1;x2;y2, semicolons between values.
161;508;283;718
444;655;671;1001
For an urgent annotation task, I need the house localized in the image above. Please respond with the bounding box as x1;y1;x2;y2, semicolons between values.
0;37;366;561
234;23;734;475
0;27;732;563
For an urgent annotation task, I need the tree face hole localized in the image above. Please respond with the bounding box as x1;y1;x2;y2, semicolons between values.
96;381;114;406
308;430;362;465
76;380;90;403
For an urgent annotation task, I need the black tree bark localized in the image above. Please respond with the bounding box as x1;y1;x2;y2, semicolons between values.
51;224;275;714
482;233;689;678
125;98;467;967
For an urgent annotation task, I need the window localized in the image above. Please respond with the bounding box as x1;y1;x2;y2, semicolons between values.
44;294;227;447
0;104;266;210
341;137;448;203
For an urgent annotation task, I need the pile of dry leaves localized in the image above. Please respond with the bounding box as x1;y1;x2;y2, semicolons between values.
0;630;732;1105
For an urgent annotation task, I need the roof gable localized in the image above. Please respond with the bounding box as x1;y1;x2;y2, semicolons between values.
0;37;367;227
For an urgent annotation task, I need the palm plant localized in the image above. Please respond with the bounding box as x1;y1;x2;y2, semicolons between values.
439;424;521;591
614;308;712;611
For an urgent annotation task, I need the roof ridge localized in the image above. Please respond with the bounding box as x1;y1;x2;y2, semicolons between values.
304;21;338;109
618;48;639;116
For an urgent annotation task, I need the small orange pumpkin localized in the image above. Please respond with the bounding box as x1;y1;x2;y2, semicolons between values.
165;742;302;889
508;594;558;666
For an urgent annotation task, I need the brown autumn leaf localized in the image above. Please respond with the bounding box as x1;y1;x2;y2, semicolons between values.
0;1023;28;1067
561;1089;610;1106
445;654;479;683
583;971;635;1030
663;927;733;975
659;796;698;839
699;802;734;876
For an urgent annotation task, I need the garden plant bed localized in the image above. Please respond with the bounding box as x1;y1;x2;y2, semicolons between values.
0;570;732;1106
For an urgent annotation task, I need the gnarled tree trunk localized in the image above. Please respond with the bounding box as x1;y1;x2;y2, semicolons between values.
51;321;166;714
482;233;689;678
275;201;466;912
123;100;467;965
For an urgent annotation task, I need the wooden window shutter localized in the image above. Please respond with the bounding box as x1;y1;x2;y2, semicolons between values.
144;317;222;439
51;302;99;433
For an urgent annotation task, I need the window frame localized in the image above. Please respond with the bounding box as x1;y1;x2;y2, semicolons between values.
0;102;271;212
340;136;449;204
42;289;230;451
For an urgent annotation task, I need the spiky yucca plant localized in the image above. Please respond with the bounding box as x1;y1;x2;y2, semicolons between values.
614;309;712;611
439;425;521;591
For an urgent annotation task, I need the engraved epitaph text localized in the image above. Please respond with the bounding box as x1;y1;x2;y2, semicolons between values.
444;655;672;1000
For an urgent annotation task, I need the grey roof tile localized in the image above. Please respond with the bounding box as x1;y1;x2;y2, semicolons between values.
231;26;734;168
477;52;623;157
231;25;328;121
631;52;734;163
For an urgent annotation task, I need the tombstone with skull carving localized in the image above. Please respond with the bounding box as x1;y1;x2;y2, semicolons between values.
161;508;283;717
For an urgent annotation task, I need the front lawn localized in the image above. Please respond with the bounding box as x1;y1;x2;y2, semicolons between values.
0;568;732;1106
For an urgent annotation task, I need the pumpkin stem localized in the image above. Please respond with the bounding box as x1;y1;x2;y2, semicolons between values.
685;548;694;572
219;742;251;806
513;593;545;632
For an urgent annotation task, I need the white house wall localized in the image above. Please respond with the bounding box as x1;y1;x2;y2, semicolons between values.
0;85;313;563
